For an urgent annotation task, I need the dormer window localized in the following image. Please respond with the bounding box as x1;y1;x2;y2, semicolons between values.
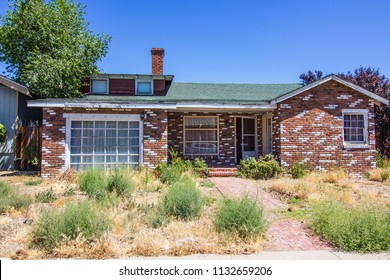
91;79;109;94
136;80;153;95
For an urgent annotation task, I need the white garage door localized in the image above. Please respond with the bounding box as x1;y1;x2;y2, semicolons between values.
69;119;141;170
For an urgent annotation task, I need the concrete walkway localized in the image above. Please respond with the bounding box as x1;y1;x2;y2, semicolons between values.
209;177;334;251
121;250;390;260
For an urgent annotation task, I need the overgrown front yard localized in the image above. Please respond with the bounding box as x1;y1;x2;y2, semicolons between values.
0;160;389;259
0;166;268;259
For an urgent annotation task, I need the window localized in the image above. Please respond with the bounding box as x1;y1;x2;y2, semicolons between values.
184;117;218;155
69;119;141;170
136;80;153;95
91;79;108;94
342;109;368;145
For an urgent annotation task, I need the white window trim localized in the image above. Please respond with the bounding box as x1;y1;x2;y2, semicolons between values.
136;79;153;95
64;113;143;170
183;116;219;156
342;109;369;148
90;78;109;94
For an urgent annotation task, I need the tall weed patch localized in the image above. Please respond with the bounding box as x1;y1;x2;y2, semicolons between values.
30;200;110;250
163;176;202;220
214;196;266;240
311;200;390;253
0;181;31;213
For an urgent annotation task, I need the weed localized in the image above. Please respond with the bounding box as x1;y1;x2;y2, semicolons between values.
376;152;390;169
35;188;56;203
63;185;75;196
311;200;390;253
287;162;309;179
78;169;107;199
214;196;266;240
107;168;135;197
0;181;31;213
30;200;111;251
380;170;389;182
287;197;304;205
163;176;202;220
203;195;217;207
200;180;214;188
282;208;310;220
25;179;43;186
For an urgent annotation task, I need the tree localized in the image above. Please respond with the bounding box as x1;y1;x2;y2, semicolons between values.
299;70;324;85
0;0;111;98
299;67;390;156
0;123;6;144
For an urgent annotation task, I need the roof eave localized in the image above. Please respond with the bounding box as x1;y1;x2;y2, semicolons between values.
0;75;31;97
270;75;389;106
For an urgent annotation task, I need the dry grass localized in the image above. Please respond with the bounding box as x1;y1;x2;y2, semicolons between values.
366;168;390;183
268;170;389;208
1;167;389;259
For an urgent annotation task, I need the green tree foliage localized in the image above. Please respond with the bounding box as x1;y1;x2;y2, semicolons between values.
299;67;390;156
0;0;111;98
0;123;6;144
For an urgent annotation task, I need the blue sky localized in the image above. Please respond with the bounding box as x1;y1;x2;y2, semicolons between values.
1;0;390;83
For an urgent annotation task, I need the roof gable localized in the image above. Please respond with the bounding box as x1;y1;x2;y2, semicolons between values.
0;75;30;97
271;75;389;106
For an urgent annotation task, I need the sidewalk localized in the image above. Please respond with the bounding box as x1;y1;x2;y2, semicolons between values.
123;250;390;260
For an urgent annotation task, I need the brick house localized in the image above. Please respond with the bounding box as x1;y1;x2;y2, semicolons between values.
27;48;389;178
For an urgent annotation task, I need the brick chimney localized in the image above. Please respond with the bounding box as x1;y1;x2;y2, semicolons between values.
151;48;164;75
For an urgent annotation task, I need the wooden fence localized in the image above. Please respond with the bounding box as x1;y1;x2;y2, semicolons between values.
14;125;41;171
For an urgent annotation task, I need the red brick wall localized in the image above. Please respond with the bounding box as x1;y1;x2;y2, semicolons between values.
151;48;164;75
41;107;168;178
273;80;377;175
79;78;168;96
168;112;263;166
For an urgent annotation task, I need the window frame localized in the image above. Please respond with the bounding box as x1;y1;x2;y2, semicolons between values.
183;116;219;156
342;109;369;148
90;78;109;94
135;79;154;95
64;113;143;170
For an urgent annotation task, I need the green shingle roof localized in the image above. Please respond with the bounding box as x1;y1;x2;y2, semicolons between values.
29;82;303;105
166;82;302;103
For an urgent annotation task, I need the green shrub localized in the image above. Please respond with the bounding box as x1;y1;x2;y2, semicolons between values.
35;188;56;203
156;148;210;181
191;157;209;177
163;176;202;220
214;196;266;239
237;155;283;180
156;163;183;185
0;181;31;213
78;169;108;199
287;162;309;179
25;179;43;186
0;123;6;144
376;152;390;169
311;200;390;253
107;168;135;197
30;200;110;250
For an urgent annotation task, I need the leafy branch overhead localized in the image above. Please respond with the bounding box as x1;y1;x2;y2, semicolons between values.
0;0;111;98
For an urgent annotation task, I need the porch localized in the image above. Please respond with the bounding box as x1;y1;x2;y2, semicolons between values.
167;110;275;169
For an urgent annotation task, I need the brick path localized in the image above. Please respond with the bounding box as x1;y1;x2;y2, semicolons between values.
209;177;286;209
265;220;333;251
210;177;334;251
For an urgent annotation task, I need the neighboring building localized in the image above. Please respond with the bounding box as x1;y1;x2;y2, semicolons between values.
0;75;41;170
27;48;389;178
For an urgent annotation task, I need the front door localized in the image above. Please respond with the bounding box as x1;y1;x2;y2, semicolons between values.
236;117;257;161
